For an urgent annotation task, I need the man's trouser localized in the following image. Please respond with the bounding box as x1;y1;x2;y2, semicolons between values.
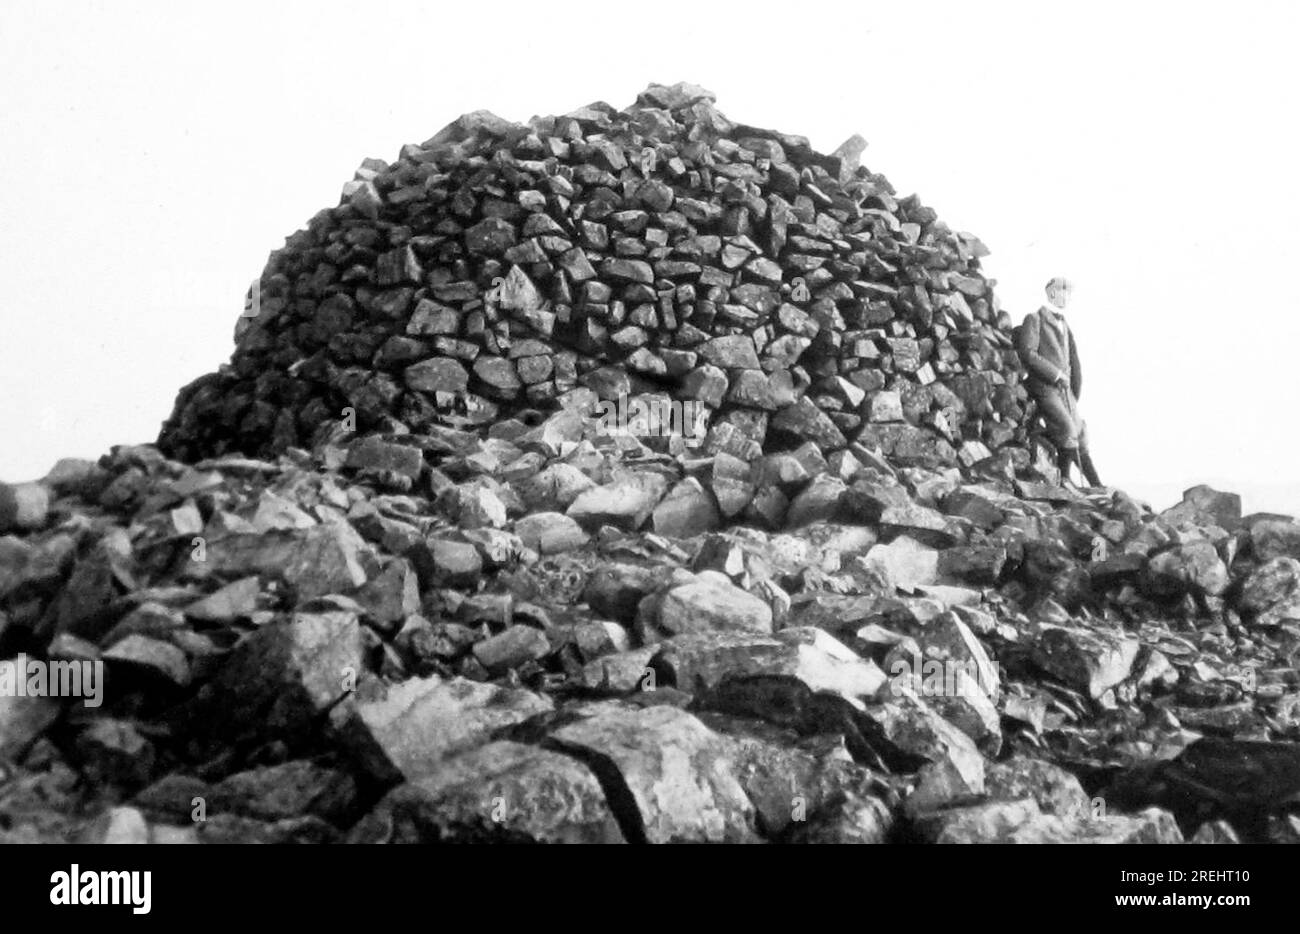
1029;384;1100;485
1030;384;1084;450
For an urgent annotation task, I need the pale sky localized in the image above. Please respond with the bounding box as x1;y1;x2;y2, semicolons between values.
2;0;1297;516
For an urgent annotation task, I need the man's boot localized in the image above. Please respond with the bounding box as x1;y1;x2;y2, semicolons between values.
1056;447;1078;485
1079;445;1102;488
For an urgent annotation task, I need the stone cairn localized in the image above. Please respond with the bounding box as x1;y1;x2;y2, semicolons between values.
2;84;1300;844
158;81;1025;480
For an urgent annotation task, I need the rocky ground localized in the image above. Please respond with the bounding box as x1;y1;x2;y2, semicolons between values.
3;83;1300;843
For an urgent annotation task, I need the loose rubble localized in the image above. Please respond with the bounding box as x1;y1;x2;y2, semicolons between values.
3;84;1300;844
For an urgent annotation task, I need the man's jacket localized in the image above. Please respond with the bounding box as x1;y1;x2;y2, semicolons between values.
1015;307;1082;398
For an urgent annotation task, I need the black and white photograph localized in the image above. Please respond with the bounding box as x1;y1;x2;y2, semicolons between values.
0;0;1290;907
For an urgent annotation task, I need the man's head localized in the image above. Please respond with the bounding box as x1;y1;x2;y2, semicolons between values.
1045;276;1073;310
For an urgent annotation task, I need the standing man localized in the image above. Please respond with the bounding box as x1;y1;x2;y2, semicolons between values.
1015;277;1102;486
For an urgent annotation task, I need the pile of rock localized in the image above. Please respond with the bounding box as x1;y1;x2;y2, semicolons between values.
159;83;1024;473
6;84;1300;844
5;411;1300;842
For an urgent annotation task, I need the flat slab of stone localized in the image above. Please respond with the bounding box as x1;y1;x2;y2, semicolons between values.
333;675;553;783
545;701;757;843
204;524;371;601
638;574;774;642
706;716;890;841
566;474;669;532
653;629;885;707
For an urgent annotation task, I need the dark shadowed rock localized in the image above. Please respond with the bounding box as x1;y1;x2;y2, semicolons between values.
202;606;364;733
1031;624;1139;700
1238;557;1300;626
209;760;357;824
1140;541;1229;599
367;741;624;843
0;695;60;761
